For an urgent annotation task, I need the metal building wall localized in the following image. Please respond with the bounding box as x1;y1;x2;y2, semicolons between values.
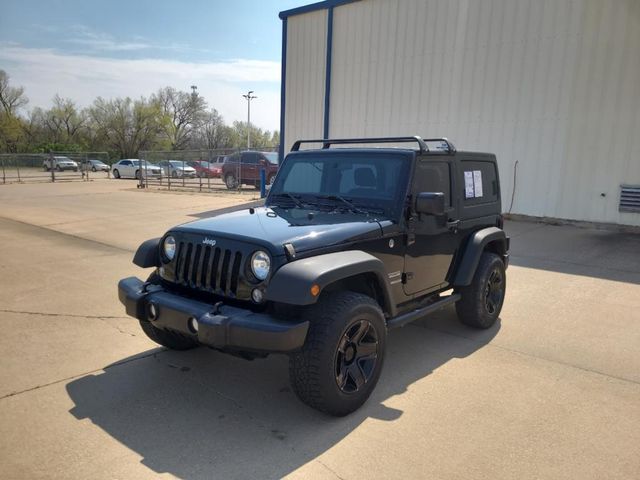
283;9;328;157
284;0;640;226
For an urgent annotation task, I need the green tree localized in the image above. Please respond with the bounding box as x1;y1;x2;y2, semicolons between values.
89;96;164;158
153;86;208;150
0;70;28;153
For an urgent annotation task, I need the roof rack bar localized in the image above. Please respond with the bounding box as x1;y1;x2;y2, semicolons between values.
291;136;429;153
423;137;456;153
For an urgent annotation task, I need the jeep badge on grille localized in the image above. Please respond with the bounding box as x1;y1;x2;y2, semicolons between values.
202;238;217;246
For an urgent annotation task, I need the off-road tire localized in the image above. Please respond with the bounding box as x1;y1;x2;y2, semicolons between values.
113;169;120;179
137;273;198;350
455;252;506;329
289;291;386;416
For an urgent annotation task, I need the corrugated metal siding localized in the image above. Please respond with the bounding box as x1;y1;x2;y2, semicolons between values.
287;0;640;225
283;9;328;153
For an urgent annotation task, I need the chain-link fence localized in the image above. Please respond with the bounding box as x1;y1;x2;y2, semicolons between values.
0;152;111;184
138;148;279;196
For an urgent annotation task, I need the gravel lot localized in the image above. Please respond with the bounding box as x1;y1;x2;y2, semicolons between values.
0;180;639;479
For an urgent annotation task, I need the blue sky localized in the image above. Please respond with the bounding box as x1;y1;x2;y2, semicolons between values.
0;0;304;130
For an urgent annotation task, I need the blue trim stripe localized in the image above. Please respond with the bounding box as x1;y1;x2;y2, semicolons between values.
323;7;334;139
279;18;287;161
279;0;358;19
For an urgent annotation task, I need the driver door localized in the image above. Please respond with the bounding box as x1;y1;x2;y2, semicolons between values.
403;159;461;296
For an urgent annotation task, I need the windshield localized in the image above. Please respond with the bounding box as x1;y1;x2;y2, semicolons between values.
268;152;410;219
264;153;278;164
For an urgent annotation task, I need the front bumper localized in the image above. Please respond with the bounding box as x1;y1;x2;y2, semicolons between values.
118;276;309;353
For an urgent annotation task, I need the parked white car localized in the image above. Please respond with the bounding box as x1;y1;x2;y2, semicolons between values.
43;156;79;172
111;159;162;179
157;160;197;178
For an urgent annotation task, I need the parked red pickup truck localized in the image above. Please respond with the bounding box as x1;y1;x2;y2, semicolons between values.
222;151;279;189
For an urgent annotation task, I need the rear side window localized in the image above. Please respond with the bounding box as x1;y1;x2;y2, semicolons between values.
413;161;451;206
461;160;499;205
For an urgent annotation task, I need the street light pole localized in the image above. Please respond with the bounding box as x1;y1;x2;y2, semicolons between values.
242;90;257;149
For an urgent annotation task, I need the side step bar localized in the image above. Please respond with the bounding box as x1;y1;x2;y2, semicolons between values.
386;294;461;330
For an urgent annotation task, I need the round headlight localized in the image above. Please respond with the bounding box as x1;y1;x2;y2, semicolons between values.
163;235;176;261
251;250;271;281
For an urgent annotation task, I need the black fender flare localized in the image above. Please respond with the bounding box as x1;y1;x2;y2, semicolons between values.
452;227;509;286
265;250;396;316
133;238;161;268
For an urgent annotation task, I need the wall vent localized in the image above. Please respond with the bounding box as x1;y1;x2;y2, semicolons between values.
619;185;640;213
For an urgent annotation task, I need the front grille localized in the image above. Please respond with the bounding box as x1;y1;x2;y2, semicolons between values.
173;241;243;296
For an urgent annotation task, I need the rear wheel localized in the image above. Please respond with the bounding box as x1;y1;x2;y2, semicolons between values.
138;273;198;350
225;174;238;190
289;291;386;416
171;171;178;178
91;166;97;172
455;252;506;329
135;169;141;180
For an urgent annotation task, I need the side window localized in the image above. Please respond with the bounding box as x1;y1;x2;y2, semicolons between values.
122;160;131;166
413;161;451;206
242;153;258;164
460;160;499;205
282;162;323;192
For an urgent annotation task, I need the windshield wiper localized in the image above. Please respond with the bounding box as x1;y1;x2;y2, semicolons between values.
270;192;305;209
317;194;370;216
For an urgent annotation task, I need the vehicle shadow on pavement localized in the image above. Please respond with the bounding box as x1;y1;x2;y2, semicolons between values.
66;308;499;480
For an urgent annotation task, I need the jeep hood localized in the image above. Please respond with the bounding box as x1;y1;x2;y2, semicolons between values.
173;207;385;256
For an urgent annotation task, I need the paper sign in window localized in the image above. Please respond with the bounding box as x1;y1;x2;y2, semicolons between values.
464;171;475;198
473;170;483;197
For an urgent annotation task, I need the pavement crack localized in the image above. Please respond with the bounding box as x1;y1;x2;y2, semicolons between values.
0;308;128;320
412;323;640;387
0;350;164;401
316;460;347;480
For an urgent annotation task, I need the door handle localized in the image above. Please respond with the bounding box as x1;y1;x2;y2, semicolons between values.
446;219;460;232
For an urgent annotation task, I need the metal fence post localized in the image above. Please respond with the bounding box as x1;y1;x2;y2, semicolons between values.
49;152;55;182
1;157;5;184
260;168;266;198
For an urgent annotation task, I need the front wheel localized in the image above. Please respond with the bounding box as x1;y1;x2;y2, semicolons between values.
289;292;386;416
112;169;120;179
135;169;141;180
455;252;506;329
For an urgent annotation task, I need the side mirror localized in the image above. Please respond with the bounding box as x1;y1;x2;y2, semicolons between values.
415;192;445;216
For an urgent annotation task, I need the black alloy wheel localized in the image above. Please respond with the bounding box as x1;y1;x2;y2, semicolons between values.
484;268;504;315
334;319;379;394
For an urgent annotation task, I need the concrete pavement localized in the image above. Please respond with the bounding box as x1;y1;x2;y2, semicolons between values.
0;180;639;479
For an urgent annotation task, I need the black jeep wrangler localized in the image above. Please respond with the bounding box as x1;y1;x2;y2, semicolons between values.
118;136;509;416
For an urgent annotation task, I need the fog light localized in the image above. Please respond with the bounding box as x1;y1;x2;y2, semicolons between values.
251;288;264;303
148;302;158;321
187;317;198;334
